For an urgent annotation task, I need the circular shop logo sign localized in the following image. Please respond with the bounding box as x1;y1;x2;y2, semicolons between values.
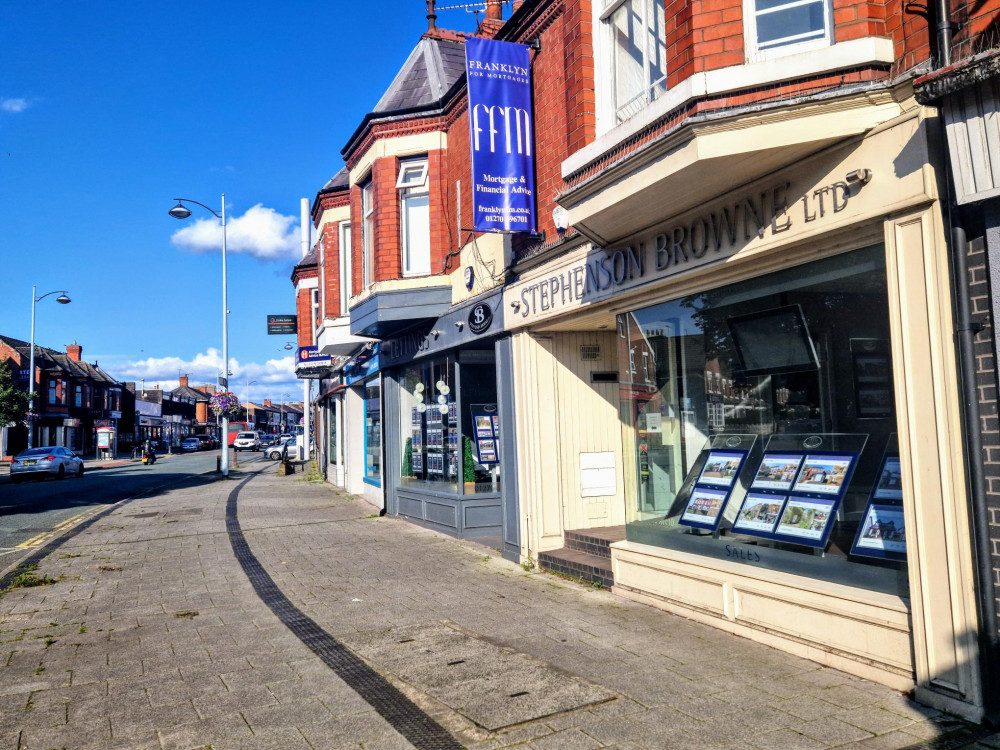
468;303;493;335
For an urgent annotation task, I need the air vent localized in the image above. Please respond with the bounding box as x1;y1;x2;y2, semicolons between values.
591;371;619;383
580;345;601;361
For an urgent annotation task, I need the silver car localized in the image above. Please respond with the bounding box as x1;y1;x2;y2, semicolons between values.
10;446;84;483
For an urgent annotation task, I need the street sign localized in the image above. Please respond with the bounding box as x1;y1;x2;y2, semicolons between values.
267;314;297;335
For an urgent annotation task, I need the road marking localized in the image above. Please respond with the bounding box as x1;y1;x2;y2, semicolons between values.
0;549;25;557
15;509;99;549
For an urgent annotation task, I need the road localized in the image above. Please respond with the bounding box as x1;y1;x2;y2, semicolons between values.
0;451;267;568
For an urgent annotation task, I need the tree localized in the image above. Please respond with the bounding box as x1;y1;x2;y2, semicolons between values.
0;362;29;428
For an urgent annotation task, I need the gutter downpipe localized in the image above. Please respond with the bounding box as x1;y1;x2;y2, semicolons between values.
951;218;1000;724
930;0;1000;722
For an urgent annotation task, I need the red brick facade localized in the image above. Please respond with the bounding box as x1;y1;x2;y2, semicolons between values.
309;0;973;310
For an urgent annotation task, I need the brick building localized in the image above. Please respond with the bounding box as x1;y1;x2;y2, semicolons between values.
0;337;128;456
290;0;1000;719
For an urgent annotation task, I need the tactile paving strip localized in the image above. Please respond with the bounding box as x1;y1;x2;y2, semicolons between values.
226;474;464;750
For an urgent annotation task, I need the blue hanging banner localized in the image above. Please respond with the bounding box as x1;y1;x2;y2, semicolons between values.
465;36;536;234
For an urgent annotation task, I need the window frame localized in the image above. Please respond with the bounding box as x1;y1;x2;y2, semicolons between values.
339;221;352;316
743;0;833;62
398;157;431;278
361;177;374;289
598;0;667;128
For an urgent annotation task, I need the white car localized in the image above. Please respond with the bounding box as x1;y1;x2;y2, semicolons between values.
233;432;260;452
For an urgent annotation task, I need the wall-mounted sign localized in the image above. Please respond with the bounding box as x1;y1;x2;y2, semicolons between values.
466;36;536;234
468;302;494;335
295;346;333;379
267;314;297;335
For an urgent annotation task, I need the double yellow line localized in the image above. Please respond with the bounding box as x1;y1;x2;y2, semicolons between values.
16;509;97;549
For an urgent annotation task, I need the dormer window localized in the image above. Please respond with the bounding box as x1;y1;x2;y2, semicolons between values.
744;0;832;60
602;0;666;126
398;157;430;276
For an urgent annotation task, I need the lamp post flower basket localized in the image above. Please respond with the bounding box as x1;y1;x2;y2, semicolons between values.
210;391;241;417
23;411;40;426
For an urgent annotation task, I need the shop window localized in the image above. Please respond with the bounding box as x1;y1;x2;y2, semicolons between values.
397;349;501;495
361;178;374;289
399;357;458;491
398;158;430;276
620;245;907;596
744;0;831;61
364;380;381;484
602;0;667;125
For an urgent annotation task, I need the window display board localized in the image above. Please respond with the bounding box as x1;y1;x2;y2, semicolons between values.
473;412;499;464
851;435;906;561
731;434;867;548
676;434;758;532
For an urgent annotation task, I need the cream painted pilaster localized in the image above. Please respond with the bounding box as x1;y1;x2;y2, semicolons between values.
512;332;565;560
884;205;984;720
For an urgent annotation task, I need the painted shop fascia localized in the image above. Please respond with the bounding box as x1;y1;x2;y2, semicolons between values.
381;289;507;368
504;116;936;328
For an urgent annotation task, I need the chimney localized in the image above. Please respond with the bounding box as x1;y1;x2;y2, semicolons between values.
179;374;189;388
426;0;438;35
66;342;82;362
264;399;273;407
478;0;504;36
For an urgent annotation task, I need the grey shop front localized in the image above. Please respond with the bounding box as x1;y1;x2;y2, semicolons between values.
380;291;520;562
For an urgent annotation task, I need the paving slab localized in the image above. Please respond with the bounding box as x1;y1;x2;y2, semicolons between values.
0;462;990;749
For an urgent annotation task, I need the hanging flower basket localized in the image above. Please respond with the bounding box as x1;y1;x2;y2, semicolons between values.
209;391;241;417
22;411;40;425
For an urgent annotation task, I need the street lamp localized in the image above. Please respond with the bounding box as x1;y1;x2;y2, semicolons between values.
169;195;229;476
27;287;71;450
245;378;257;427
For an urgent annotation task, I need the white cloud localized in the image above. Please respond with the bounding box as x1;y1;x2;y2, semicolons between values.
107;348;300;403
1;98;30;113
170;204;300;261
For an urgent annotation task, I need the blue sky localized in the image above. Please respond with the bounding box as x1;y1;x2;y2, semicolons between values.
0;1;480;405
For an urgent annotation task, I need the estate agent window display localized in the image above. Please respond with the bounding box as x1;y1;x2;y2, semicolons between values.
397;352;501;495
619;244;908;597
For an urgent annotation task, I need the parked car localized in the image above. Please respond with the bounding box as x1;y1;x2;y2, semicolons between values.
233;432;260;452
265;436;296;460
194;434;217;450
181;437;202;453
10;446;84;482
258;433;277;447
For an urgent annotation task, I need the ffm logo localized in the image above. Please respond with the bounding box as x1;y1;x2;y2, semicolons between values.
472;104;532;156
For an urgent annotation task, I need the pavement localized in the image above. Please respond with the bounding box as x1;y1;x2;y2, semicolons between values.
1;461;999;750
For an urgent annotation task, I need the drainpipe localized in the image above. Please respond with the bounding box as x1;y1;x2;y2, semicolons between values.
951;219;1000;724
935;0;955;67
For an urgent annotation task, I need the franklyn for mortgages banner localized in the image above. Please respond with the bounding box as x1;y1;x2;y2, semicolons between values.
465;36;537;234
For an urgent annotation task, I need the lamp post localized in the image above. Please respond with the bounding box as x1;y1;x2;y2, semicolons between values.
27;287;71;450
169;195;229;476
245;378;257;429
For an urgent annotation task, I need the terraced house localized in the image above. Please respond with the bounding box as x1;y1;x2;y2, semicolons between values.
292;0;1000;720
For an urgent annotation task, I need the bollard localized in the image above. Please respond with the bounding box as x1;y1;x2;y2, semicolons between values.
216;456;221;473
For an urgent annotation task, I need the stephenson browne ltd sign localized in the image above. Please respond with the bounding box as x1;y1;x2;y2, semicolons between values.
465;36;536;234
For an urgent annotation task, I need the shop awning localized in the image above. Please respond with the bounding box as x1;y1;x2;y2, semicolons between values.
349;286;451;339
317;316;376;356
